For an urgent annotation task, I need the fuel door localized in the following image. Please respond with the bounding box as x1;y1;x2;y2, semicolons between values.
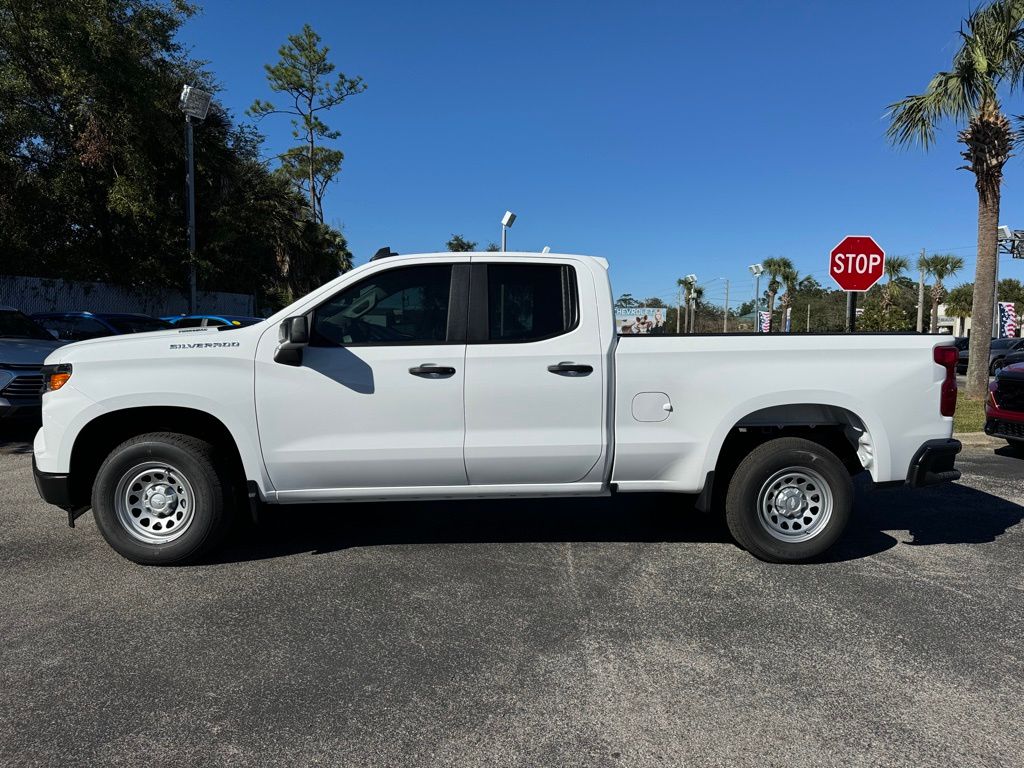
632;392;673;422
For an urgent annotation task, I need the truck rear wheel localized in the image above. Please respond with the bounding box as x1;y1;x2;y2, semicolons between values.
724;437;852;563
92;432;233;565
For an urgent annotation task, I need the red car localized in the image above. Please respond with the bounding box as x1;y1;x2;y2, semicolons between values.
986;362;1024;447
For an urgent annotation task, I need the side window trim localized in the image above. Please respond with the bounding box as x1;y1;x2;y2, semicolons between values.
467;262;580;344
309;262;469;347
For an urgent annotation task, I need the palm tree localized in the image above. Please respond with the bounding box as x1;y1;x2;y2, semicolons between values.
762;256;794;333
778;266;800;332
887;0;1024;396
925;254;966;332
880;255;910;313
944;282;975;323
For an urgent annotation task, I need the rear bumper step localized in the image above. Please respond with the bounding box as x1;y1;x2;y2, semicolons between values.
906;438;962;488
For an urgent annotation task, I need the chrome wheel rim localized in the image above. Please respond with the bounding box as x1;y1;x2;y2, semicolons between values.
757;466;833;543
114;463;196;544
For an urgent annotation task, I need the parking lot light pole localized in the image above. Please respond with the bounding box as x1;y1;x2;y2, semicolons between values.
683;274;697;334
178;85;213;313
995;225;1024;336
749;263;764;333
501;210;516;252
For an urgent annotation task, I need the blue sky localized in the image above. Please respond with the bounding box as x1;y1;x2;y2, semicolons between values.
179;0;1024;307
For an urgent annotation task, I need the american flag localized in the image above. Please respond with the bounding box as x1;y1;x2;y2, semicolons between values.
999;301;1017;338
758;311;771;333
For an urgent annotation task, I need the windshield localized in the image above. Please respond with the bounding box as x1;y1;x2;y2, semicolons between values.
105;316;173;334
991;338;1014;350
0;310;53;340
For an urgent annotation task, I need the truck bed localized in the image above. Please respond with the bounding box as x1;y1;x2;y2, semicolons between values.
611;333;954;492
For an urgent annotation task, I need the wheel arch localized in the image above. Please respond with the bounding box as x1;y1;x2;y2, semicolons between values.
67;406;251;508
702;401;880;506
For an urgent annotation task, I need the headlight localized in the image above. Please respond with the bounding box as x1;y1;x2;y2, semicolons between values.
40;364;72;393
0;370;13;390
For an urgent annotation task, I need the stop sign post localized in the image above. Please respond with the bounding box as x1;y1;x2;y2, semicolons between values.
829;235;885;332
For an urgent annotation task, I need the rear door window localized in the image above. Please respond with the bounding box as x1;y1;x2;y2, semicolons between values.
482;264;577;342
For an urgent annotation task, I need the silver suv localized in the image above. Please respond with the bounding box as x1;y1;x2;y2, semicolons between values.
0;307;67;420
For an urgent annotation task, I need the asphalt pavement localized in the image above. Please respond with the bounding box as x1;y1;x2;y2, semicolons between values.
1;421;1023;767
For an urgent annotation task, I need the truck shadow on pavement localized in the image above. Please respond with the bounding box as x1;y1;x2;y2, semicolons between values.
213;477;1024;565
828;480;1024;562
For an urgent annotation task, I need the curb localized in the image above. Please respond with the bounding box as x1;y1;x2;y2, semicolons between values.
955;432;1003;448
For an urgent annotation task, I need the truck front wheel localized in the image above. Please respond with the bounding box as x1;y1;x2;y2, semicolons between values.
724;437;853;563
92;432;233;565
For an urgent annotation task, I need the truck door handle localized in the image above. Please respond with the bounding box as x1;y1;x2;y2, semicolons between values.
547;362;593;376
409;364;456;378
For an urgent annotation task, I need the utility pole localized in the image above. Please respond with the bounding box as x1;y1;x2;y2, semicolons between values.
723;279;730;332
921;249;929;333
806;304;810;332
676;284;682;334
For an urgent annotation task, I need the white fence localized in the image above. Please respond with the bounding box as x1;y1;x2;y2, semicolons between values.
0;275;256;317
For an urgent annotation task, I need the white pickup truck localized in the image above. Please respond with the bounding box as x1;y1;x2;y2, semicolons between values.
33;252;962;565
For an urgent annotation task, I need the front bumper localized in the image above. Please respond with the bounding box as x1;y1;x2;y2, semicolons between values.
985;417;1024;441
33;456;90;527
0;395;42;419
984;389;1024;441
906;438;962;488
32;456;74;509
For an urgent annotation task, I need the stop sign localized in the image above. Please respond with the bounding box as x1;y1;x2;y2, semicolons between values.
829;235;885;292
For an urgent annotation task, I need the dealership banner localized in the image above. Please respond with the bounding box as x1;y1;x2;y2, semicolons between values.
615;307;668;334
999;301;1018;338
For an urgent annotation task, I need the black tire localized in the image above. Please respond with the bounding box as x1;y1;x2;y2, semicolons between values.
991;359;1003;376
725;437;853;563
92;432;234;565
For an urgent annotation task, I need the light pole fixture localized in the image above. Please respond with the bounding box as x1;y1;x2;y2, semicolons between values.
179;84;213;313
995;224;1024;335
683;274;698;335
501;210;516;252
749;263;765;333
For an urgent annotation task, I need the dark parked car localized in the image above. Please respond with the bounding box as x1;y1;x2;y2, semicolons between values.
956;336;1024;375
985;362;1024;447
161;314;264;329
0;307;67;419
994;341;1024;373
31;312;172;341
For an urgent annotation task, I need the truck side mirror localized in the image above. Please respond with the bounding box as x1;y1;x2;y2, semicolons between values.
274;316;309;366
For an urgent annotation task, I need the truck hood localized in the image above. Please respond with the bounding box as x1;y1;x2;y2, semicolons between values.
0;337;68;366
44;325;258;365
